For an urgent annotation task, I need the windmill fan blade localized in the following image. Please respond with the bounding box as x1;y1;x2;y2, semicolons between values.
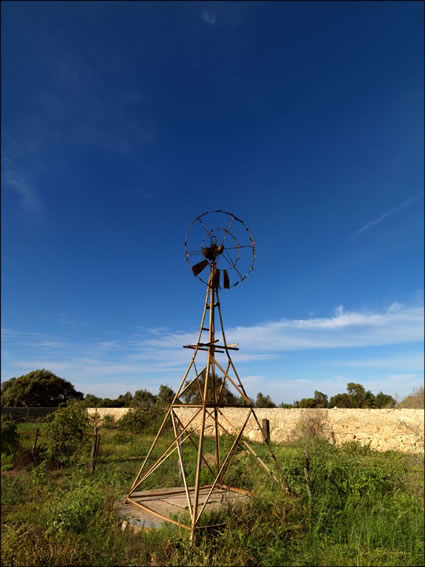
223;269;230;289
212;268;220;288
192;259;209;276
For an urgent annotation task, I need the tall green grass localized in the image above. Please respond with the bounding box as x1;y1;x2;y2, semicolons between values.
1;424;423;566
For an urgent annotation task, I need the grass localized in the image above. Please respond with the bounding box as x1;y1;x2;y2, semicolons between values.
1;422;423;566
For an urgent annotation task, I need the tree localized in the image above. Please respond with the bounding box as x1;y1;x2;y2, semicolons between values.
1;369;83;408
374;391;396;408
131;389;156;408
329;393;351;408
255;392;276;408
182;371;239;406
238;395;255;407
328;383;389;409
40;401;90;467
346;382;369;408
313;390;328;408
116;391;133;407
298;398;317;408
157;385;175;406
83;394;102;407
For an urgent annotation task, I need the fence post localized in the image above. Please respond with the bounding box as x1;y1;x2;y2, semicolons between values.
95;432;101;460
262;419;270;443
89;426;98;473
32;428;40;463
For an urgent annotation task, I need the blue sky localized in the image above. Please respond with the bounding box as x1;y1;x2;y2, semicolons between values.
2;1;423;403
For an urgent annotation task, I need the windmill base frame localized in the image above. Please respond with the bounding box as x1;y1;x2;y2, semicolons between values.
124;484;252;532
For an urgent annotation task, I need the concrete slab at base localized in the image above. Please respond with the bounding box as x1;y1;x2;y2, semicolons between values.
118;486;251;530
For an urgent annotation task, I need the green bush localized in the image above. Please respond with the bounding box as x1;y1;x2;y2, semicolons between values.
46;481;104;535
31;461;48;489
1;416;19;455
117;406;170;434
40;401;90;467
101;414;116;429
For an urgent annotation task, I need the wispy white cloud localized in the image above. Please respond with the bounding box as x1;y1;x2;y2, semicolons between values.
142;302;423;353
2;129;47;217
59;313;86;328
37;341;69;350
36;52;155;155
2;328;42;341
3;300;423;399
351;192;424;240
329;354;424;371
201;9;217;25
263;373;424;404
231;303;423;351
10;361;72;374
3;168;42;213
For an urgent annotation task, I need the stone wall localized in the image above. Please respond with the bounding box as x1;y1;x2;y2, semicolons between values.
87;407;424;454
87;408;130;422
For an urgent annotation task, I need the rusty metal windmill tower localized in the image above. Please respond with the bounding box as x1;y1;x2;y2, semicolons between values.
125;210;289;542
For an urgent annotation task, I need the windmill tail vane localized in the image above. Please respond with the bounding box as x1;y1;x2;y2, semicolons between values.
125;210;290;543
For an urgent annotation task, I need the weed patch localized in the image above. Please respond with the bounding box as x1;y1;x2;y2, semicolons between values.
1;426;423;566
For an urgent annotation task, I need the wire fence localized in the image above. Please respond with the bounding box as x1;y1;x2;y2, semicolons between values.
1;407;58;422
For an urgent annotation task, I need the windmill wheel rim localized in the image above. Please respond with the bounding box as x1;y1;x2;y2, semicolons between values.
184;210;256;289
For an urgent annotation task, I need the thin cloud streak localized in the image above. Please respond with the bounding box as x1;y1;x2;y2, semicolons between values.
265;373;423;403
143;302;424;352
201;9;217;25
3;301;423;401
351;192;424;240
3;168;42;213
329;354;424;371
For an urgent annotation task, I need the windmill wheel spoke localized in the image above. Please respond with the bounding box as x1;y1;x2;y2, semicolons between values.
223;250;244;280
197;218;212;236
220;218;234;245
223;245;253;250
185;210;256;288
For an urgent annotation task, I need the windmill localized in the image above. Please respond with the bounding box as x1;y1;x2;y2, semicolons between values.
125;210;290;542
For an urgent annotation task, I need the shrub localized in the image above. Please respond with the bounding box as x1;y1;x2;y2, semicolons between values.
31;461;48;490
102;414;116;429
398;386;424;409
88;409;102;427
46;481;104;535
40;401;90;467
294;409;329;446
1;416;20;455
117;406;170;434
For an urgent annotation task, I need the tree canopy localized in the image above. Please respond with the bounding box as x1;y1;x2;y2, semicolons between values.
285;384;396;409
181;370;240;406
2;368;399;411
328;383;396;409
255;392;276;408
1;369;83;408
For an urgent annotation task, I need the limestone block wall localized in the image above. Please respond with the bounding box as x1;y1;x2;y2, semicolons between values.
87;407;424;454
87;407;130;422
173;408;424;454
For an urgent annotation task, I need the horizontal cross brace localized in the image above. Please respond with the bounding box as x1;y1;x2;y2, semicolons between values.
183;346;225;353
183;344;239;351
